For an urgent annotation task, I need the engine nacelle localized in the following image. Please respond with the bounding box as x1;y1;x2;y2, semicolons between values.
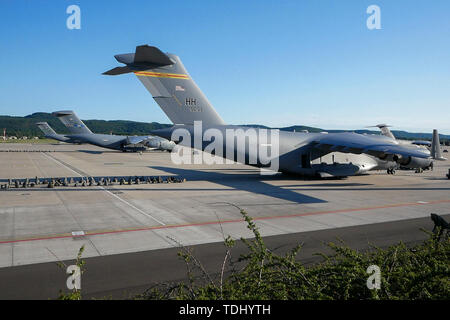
379;153;397;162
144;138;175;151
145;139;161;149
159;140;175;151
394;155;432;169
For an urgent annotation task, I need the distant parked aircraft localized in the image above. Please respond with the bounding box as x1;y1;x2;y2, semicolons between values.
373;124;446;161
50;110;174;152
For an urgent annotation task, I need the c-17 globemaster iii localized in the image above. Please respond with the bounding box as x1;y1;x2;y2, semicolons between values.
104;44;431;177
45;110;175;152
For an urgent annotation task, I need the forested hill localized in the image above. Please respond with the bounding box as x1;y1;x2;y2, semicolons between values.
0;113;172;137
0;113;448;143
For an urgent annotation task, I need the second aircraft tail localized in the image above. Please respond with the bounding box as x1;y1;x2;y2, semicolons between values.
36;122;57;137
52;110;93;135
373;124;395;139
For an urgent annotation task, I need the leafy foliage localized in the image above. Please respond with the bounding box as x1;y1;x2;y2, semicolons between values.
57;245;86;300
139;210;450;300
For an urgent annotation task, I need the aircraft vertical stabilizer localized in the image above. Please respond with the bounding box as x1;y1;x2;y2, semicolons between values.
36;122;57;136
375;124;395;139
104;45;226;126
431;129;447;160
36;122;69;142
52;110;93;135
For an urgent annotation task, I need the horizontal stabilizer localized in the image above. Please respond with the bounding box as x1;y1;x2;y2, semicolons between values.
103;66;132;75
134;45;173;66
108;45;174;74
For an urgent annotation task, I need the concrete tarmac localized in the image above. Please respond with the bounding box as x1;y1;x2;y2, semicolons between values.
0;143;448;298
0;214;446;300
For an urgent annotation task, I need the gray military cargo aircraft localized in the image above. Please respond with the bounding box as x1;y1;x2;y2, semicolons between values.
50;110;175;152
104;45;431;177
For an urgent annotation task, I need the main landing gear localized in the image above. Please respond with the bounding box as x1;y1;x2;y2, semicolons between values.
387;168;396;175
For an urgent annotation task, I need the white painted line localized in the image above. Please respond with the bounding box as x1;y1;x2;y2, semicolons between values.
98;186;166;225
41;152;82;177
41;152;166;226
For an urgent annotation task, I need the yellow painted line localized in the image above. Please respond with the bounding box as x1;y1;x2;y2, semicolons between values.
134;71;189;79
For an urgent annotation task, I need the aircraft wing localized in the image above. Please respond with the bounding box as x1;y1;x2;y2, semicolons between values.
412;140;432;147
126;136;151;145
312;132;430;159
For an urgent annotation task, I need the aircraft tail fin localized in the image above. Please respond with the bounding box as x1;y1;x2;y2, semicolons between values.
372;124;396;139
104;45;226;126
52;110;93;135
36;122;57;137
431;129;447;160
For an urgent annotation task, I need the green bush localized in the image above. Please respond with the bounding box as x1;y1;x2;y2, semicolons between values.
139;209;449;300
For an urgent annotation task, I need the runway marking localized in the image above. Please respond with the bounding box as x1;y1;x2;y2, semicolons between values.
40;152;166;226
40;152;82;177
29;152;101;256
1;198;449;245
98;186;166;225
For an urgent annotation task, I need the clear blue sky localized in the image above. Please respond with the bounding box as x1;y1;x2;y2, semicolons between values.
0;0;449;133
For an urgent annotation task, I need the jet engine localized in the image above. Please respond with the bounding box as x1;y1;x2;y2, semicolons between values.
393;155;432;169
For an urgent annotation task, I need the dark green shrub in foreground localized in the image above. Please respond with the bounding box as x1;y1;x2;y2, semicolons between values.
139;209;449;300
